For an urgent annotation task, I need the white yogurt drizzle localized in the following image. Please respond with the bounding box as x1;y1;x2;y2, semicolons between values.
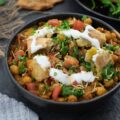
34;55;51;70
35;27;55;38
29;25;101;53
33;55;96;85
30;36;44;54
62;25;101;49
29;27;54;53
30;24;103;84
49;68;95;85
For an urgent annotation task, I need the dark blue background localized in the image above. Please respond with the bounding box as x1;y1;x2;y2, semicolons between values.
0;0;120;119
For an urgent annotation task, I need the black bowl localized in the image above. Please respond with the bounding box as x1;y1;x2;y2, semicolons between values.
5;13;120;111
75;0;120;22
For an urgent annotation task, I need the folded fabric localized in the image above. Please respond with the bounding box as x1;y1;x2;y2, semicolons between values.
0;93;39;120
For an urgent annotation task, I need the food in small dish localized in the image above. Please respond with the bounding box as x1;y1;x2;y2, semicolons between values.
76;0;120;20
8;16;120;102
91;0;120;19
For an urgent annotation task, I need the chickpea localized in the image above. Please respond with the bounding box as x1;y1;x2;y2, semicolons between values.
46;91;52;97
111;32;117;39
69;41;75;48
114;76;119;81
24;28;34;36
111;54;118;63
84;18;92;25
104;80;114;88
83;92;93;100
97;27;104;32
26;60;32;69
96;87;106;96
10;65;19;75
21;75;32;85
46;33;52;38
67;18;75;26
67;95;77;102
105;31;112;42
56;97;65;102
58;34;65;40
14;75;21;81
111;41;117;45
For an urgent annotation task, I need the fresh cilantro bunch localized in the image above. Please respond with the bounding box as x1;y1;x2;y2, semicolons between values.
101;0;120;17
92;0;120;18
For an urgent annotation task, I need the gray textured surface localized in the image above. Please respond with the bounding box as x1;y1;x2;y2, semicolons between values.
0;93;38;120
0;0;120;120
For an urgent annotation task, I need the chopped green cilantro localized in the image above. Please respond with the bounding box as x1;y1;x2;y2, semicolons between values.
19;63;27;74
59;20;70;30
79;56;92;71
12;60;17;65
45;85;49;91
18;55;27;62
79;56;85;63
81;15;88;21
60;39;69;56
72;46;79;58
85;62;92;71
91;0;120;18
102;63;116;80
61;85;84;97
103;44;119;52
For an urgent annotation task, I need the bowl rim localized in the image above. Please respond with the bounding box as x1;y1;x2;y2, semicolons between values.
75;0;120;22
5;12;120;106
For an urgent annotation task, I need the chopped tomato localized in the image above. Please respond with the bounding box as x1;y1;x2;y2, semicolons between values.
72;20;84;30
48;19;60;27
15;50;25;61
26;83;36;91
52;85;61;100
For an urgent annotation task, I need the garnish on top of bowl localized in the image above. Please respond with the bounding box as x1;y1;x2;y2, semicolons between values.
8;16;120;102
91;0;120;19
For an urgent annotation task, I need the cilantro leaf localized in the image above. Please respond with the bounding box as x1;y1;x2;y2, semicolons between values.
60;40;69;56
72;46;79;58
61;85;84;97
59;20;70;30
45;85;49;91
85;62;92;71
79;56;92;71
102;63;116;80
103;44;119;52
19;63;27;74
81;15;88;21
18;55;27;61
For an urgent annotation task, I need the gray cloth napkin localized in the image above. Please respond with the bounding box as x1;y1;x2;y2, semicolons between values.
0;93;39;120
